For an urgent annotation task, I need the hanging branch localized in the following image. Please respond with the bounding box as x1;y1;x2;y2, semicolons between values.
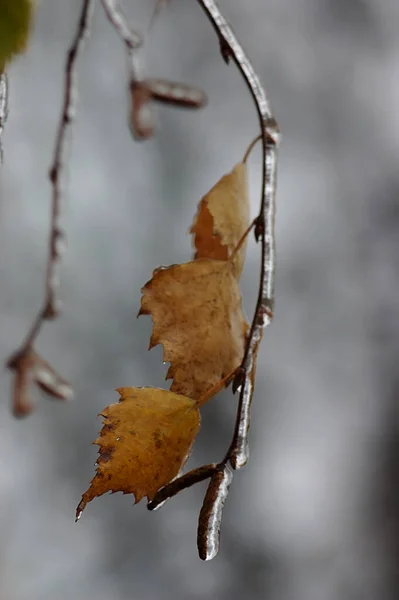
6;0;95;416
0;72;8;164
146;0;280;560
196;0;279;556
5;0;277;558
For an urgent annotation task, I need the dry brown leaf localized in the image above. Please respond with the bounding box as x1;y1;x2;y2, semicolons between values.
139;259;248;402
190;163;250;279
76;387;200;518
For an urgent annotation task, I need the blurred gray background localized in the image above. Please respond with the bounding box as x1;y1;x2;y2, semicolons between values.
0;0;398;599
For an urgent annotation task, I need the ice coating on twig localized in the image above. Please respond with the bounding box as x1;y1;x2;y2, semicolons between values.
197;465;233;561
193;0;280;556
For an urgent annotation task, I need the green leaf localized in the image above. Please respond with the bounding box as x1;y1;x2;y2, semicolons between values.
0;0;34;72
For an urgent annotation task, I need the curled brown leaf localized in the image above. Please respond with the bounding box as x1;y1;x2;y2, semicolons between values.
190;163;250;279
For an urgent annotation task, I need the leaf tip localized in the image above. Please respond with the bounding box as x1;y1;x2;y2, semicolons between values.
75;495;88;522
137;305;149;318
148;333;160;350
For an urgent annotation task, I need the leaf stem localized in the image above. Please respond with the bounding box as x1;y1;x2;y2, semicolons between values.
228;218;256;267
196;367;238;407
242;133;262;164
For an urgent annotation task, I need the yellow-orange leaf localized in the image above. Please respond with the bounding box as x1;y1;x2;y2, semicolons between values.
76;387;200;517
140;259;248;402
0;0;34;72
190;163;250;279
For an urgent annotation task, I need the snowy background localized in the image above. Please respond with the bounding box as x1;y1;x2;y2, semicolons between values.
0;0;398;599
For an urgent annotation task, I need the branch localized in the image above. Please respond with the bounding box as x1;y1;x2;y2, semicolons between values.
0;71;9;164
147;0;280;560
147;464;217;510
195;0;280;557
196;0;280;468
6;0;95;416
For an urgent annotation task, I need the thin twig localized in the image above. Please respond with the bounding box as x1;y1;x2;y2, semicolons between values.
46;0;95;320
148;464;217;510
0;72;9;164
100;0;143;79
6;0;95;414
